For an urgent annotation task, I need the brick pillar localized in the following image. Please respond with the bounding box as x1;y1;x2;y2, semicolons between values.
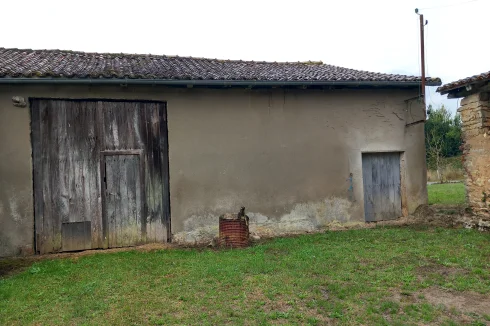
459;92;490;217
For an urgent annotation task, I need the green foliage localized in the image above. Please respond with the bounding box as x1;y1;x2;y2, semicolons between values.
1;228;490;325
425;105;462;169
443;156;463;170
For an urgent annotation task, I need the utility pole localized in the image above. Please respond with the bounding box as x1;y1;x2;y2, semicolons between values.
415;8;427;111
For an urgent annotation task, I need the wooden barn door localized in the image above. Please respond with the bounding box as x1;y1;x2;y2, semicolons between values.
31;99;170;254
31;100;100;253
362;152;402;222
100;102;170;247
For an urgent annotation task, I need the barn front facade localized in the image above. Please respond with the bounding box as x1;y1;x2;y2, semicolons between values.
0;48;441;256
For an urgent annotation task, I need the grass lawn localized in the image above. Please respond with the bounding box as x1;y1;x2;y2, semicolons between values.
428;182;467;205
1;227;490;325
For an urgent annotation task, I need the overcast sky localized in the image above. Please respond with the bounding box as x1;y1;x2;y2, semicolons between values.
2;0;488;114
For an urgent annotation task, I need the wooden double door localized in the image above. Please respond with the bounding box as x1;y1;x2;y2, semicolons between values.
31;99;170;254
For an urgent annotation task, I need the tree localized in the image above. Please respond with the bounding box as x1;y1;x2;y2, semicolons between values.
445;114;462;157
424;105;462;182
426;126;445;182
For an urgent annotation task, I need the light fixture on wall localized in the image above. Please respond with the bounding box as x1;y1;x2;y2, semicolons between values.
12;96;26;108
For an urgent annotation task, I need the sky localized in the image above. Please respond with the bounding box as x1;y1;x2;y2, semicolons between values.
2;0;488;115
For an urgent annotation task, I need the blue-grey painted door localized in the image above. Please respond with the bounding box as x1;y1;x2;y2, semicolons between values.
362;152;402;222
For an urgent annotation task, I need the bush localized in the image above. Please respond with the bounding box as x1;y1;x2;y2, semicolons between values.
427;156;464;182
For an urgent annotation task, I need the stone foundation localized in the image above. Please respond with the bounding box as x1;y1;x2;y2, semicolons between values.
459;92;490;218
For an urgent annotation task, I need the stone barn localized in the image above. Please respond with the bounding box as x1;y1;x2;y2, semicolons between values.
438;72;490;220
0;47;441;256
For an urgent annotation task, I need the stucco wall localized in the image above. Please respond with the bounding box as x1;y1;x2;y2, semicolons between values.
0;89;34;256
0;85;427;255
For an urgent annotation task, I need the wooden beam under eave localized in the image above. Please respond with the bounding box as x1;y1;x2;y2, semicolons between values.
447;90;470;99
446;81;490;99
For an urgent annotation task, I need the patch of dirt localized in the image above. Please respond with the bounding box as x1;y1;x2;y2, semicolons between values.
417;264;468;281
244;285;335;324
50;242;173;259
246;288;292;317
317;205;472;230
368;204;480;230
388;287;490;324
0;258;35;278
420;287;490;317
1;243;173;278
410;204;469;228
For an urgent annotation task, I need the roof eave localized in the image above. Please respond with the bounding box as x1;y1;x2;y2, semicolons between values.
438;80;490;98
0;78;442;88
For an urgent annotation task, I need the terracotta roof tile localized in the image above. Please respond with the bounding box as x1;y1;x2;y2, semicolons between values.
0;47;442;85
437;71;490;94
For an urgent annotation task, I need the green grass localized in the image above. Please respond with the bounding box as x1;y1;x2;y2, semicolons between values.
428;182;467;205
1;227;489;325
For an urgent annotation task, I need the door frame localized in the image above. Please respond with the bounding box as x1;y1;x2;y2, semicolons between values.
360;151;408;221
100;150;146;248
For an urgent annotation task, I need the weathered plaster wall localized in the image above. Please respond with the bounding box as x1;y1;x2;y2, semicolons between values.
0;90;34;256
0;85;427;255
459;92;490;218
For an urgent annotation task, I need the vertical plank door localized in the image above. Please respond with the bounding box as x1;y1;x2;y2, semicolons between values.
362;152;402;222
31;99;169;253
103;154;143;247
101;102;170;244
31;99;99;253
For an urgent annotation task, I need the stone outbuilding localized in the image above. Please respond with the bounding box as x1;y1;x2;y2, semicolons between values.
438;72;490;218
0;47;441;256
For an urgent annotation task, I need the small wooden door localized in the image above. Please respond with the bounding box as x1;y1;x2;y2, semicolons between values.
61;221;92;252
103;153;144;248
362;152;402;222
